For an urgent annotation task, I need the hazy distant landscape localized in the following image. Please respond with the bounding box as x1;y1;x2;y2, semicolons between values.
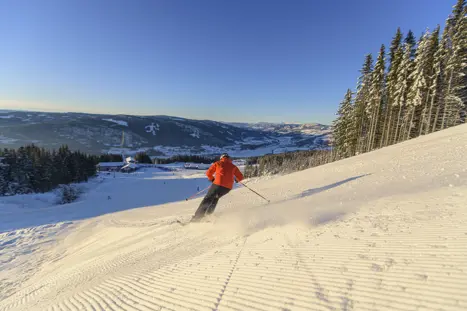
0;110;331;157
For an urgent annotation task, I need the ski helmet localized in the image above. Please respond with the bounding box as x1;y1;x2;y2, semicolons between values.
220;153;230;159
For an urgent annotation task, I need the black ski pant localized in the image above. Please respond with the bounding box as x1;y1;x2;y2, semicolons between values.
193;184;230;219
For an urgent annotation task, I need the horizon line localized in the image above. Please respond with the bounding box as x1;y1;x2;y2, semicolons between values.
0;107;330;125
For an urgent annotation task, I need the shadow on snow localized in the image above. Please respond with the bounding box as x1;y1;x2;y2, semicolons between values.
301;174;371;226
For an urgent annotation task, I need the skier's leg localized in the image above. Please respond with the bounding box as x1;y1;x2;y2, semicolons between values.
192;185;219;219
205;186;230;215
205;196;220;215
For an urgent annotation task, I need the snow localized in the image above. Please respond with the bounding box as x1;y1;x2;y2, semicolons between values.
121;162;138;170
0;135;18;144
144;122;160;135
125;156;135;163
0;115;14;119
184;162;211;170
102;118;128;126
1;124;467;310
175;122;201;138
168;117;186;121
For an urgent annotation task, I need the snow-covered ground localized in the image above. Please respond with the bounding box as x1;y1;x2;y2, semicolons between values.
0;136;18;144
1;124;467;310
102;118;129;127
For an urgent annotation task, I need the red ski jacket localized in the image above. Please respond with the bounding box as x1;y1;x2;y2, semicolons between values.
206;157;244;189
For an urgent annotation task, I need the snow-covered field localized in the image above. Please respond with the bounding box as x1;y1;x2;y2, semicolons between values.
1;124;466;310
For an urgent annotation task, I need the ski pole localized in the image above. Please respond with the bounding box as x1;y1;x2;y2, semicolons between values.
239;182;270;203
186;185;210;201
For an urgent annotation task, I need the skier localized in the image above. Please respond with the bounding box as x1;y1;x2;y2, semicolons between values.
191;153;244;221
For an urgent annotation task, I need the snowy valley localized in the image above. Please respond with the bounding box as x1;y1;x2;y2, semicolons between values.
0;110;331;157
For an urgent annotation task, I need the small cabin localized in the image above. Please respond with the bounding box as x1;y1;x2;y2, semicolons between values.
121;162;138;173
125;156;136;164
96;162;125;172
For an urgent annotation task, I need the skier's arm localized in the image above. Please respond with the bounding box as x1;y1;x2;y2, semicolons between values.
234;166;244;183
206;163;217;182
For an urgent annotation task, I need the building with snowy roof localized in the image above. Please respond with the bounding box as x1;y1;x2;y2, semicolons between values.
125;156;136;164
96;162;125;172
120;162;139;173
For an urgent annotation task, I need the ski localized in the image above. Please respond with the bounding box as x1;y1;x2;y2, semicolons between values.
174;217;215;226
175;219;190;226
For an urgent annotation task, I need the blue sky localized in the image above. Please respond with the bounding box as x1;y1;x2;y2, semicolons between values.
0;0;455;124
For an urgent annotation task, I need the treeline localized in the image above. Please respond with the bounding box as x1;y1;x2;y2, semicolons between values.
244;150;333;178
0;145;97;196
98;154;124;162
154;155;218;164
243;1;465;179
333;0;466;158
97;152;152;164
135;152;152;164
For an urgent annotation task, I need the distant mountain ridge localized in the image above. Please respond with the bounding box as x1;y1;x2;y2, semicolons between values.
0;110;332;157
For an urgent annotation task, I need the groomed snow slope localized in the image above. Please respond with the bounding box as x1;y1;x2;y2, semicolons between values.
1;124;467;311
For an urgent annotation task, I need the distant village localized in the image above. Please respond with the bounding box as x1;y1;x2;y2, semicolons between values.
96;156;214;174
96;156;140;173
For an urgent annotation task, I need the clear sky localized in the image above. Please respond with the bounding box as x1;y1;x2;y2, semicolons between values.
0;0;455;124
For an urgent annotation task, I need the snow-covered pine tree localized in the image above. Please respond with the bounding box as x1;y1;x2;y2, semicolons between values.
384;46;404;146
443;1;466;127
1;149;17;195
244;162;254;178
365;44;386;152
457;5;467;123
29;146;43;192
332;102;344;158
332;89;354;158
405;30;417;59
418;26;441;135
15;147;34;194
430;21;451;132
39;148;54;192
353;54;373;155
0;160;9;195
393;42;415;144
382;28;404;147
389;28;403;67
404;31;430;140
344;91;358;157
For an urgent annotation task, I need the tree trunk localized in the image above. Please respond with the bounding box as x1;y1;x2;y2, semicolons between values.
355;105;366;155
371;98;381;150
399;109;409;142
451;105;462;127
384;106;394;147
425;87;436;135
366;104;377;152
380;101;390;148
393;104;403;144
433;105;441;133
406;108;415;141
441;70;454;130
419;92;430;136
